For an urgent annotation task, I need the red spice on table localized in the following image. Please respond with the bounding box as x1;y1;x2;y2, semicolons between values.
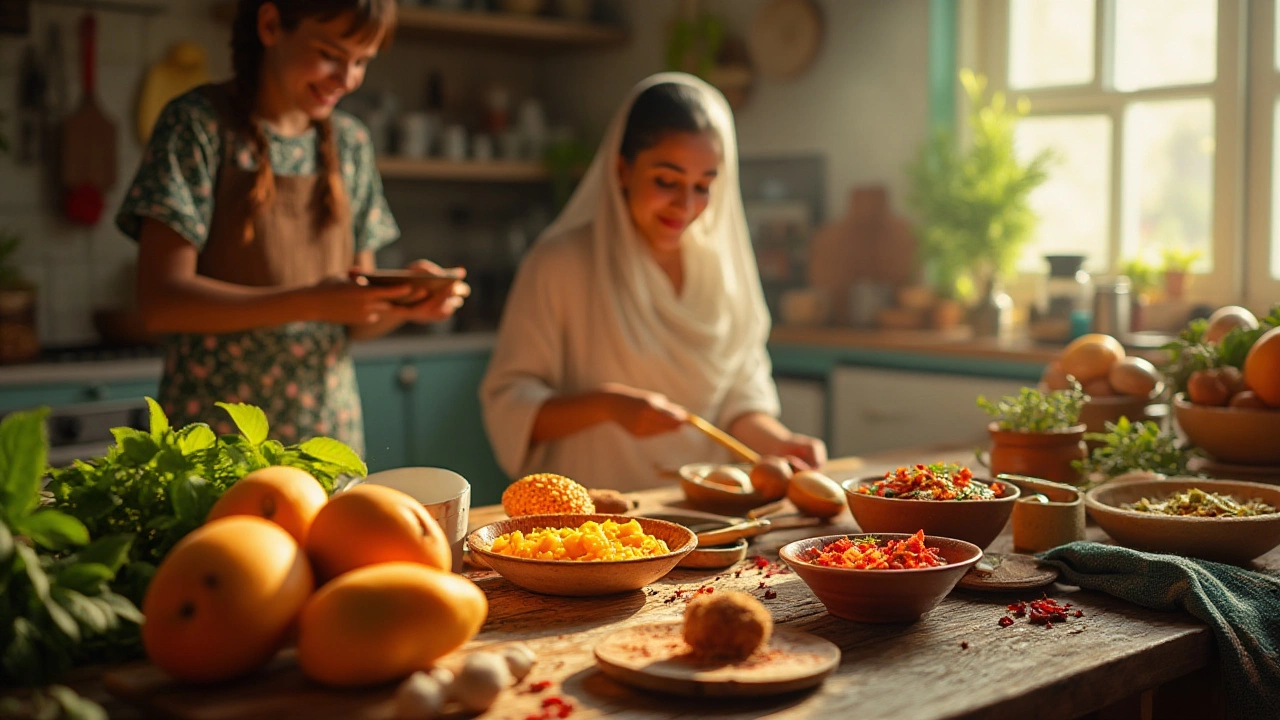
998;616;1015;628
527;680;552;693
961;641;969;650
999;596;1081;629
764;589;778;600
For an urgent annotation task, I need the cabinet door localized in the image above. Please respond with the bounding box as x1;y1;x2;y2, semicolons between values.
830;367;1027;457
356;359;411;474
776;377;827;443
407;352;508;507
0;379;161;414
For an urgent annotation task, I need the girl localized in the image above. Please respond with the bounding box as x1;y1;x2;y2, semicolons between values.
117;0;467;454
481;73;825;491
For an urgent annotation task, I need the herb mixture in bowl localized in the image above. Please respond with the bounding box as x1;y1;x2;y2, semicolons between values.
803;530;948;570
1122;488;1278;518
856;463;997;501
488;518;671;561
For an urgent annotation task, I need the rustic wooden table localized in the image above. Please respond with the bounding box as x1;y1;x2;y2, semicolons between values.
57;449;1267;720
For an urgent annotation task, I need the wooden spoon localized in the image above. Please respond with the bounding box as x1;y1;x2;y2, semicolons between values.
687;414;760;464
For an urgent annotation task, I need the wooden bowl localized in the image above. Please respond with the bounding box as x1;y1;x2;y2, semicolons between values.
1173;395;1280;466
678;463;772;515
1085;478;1280;564
466;514;696;596
779;534;982;623
841;476;1019;549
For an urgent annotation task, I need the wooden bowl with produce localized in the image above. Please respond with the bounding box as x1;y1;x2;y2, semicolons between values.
841;464;1019;550
1042;334;1165;434
1173;395;1280;466
779;532;983;623
678;462;774;515
1085;478;1280;564
466;514;696;597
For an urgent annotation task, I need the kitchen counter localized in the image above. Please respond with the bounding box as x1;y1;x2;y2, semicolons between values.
73;446;1236;720
0;332;498;387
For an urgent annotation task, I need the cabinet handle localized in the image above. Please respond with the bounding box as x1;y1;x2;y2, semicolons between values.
397;365;418;389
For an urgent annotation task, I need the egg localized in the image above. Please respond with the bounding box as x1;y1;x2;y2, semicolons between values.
701;466;753;494
1205;306;1259;343
1108;356;1160;398
749;457;792;501
787;471;845;519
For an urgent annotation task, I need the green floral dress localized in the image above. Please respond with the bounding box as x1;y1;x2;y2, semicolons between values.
116;89;399;454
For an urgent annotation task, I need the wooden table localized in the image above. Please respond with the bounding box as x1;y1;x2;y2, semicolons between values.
62;449;1262;720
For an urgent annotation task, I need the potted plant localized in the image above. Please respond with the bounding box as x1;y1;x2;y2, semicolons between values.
0;228;39;364
1074;416;1194;488
1119;254;1160;331
977;381;1088;485
1160;246;1203;301
907;70;1054;337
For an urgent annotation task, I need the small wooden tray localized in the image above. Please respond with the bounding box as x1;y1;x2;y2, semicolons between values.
956;553;1059;592
594;621;839;697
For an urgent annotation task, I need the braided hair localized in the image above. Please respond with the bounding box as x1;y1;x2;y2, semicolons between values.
229;0;396;243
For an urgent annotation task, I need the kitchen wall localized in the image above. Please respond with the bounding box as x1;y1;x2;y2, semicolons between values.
545;0;932;223
0;0;232;347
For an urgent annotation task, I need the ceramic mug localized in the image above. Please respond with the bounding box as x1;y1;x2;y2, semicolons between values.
359;467;471;573
997;474;1086;554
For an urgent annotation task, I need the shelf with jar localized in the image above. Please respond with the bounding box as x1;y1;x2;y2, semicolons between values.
213;1;627;51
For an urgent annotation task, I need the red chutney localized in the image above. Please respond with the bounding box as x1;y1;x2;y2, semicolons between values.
856;463;996;501
805;530;948;570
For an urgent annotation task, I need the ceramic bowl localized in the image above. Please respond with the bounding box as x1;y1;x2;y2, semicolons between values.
1173;395;1280;466
466;514;696;596
678;463;773;515
1085;478;1280;564
779;534;982;623
841;476;1019;549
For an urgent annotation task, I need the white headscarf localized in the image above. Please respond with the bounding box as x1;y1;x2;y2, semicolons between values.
538;72;771;394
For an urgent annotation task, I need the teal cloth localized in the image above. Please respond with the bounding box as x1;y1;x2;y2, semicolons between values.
1038;542;1280;719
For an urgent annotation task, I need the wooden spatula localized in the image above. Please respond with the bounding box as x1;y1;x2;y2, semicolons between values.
61;13;116;225
687;414;760;464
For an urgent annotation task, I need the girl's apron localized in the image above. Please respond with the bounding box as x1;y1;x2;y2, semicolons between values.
157;83;365;454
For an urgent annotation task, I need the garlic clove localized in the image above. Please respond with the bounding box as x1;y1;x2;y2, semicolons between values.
500;643;537;682
393;672;445;720
452;652;512;713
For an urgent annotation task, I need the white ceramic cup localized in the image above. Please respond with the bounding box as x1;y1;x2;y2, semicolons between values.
359;467;471;573
397;112;432;159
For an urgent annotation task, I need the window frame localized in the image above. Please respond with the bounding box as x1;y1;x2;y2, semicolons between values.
1247;0;1280;306
962;0;1247;306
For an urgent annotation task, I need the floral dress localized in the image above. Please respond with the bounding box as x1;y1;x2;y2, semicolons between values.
116;88;399;454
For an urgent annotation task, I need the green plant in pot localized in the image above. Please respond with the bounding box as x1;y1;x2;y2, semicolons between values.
1074;416;1195;488
977;380;1088;485
0;228;40;364
907;70;1053;336
1160;246;1202;301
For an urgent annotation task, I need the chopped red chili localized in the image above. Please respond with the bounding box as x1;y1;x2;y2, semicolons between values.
998;616;1015;628
764;589;778;600
856;463;995;501
805;530;947;570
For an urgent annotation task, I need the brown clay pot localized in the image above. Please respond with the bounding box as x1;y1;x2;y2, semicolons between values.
987;423;1087;486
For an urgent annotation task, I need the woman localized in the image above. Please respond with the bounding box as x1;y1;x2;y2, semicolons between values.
117;0;467;454
481;73;825;491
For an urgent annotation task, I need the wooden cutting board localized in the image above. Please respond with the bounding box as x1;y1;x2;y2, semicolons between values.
103;651;402;720
61;13;117;193
593;621;840;697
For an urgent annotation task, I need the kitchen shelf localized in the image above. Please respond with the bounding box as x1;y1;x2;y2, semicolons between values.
213;4;627;51
376;157;550;182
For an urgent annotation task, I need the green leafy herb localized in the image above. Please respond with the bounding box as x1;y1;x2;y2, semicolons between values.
977;381;1087;433
1074;416;1194;481
0;409;140;714
1161;304;1280;396
46;399;366;605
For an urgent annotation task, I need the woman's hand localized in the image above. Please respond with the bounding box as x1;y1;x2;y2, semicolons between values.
390;260;471;324
600;383;689;437
306;277;414;325
775;433;828;471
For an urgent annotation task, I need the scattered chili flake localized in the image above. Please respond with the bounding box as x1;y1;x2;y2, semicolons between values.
525;695;576;720
528;680;552;693
999;596;1081;629
960;641;969;650
764;589;778;600
998;616;1014;628
734;569;743;578
752;555;771;570
1075;610;1084;618
804;530;947;570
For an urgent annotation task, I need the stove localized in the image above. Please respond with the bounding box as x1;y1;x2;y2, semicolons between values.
2;397;150;467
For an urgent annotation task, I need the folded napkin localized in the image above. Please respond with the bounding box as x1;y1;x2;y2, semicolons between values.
1038;542;1280;719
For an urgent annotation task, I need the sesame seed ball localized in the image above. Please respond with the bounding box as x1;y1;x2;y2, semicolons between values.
502;473;596;517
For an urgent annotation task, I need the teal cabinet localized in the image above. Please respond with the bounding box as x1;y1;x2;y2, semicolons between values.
355;359;411;474
0;379;161;414
406;351;508;507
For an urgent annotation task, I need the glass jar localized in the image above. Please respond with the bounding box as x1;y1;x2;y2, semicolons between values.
1042;255;1092;339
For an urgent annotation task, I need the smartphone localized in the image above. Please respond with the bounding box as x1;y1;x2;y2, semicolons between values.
358;269;465;305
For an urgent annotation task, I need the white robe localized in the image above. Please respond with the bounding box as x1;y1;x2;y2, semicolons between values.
479;73;780;491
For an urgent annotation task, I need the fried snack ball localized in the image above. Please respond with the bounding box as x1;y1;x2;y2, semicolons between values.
682;591;773;661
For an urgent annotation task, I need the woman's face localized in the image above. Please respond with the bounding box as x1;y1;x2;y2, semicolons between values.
617;131;721;256
259;6;384;120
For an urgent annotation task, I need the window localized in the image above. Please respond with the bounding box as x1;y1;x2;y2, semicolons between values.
971;0;1250;303
1252;0;1280;304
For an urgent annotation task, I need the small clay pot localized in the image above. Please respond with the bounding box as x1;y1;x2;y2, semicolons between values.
987;423;1087;486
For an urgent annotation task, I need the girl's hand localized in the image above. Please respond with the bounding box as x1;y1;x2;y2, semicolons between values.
307;277;413;325
392;259;471;324
600;383;689;437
